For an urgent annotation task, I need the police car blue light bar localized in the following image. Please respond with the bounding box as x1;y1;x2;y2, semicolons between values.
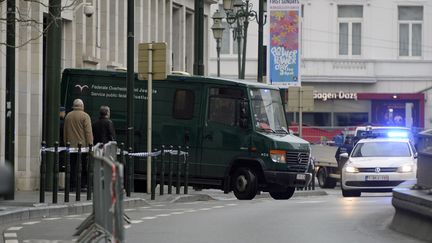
387;131;409;138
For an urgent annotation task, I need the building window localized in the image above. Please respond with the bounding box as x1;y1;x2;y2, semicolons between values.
334;112;368;126
173;89;195;119
398;6;423;57
207;87;245;126
338;5;363;56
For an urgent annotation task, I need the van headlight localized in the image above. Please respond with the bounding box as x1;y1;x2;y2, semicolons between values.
398;164;414;173
270;150;286;163
345;165;359;173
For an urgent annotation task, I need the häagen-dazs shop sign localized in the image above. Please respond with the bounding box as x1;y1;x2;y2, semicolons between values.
314;91;357;101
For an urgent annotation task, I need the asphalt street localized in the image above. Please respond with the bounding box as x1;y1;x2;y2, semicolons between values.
2;190;426;243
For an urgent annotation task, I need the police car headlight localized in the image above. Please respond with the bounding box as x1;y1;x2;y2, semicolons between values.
398;164;414;173
345;166;359;173
270;150;286;163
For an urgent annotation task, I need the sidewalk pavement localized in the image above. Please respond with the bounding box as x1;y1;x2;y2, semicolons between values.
0;187;326;226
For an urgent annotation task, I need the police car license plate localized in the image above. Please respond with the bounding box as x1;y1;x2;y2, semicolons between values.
365;175;389;181
296;174;306;180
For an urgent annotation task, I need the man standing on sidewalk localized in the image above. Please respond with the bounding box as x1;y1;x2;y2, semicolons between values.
64;99;93;190
92;105;116;144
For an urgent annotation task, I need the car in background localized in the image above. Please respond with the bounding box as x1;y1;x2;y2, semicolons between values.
340;137;417;197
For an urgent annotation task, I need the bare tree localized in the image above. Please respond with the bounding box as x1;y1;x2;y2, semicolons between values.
0;0;79;48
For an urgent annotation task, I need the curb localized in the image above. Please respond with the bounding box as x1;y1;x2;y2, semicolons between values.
0;198;147;226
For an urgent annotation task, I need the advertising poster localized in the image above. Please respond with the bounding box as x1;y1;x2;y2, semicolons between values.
268;0;301;86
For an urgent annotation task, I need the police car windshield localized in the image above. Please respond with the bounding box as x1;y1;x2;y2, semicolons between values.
351;141;412;157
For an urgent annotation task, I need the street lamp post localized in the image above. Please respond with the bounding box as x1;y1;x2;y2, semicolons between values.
211;10;225;77
223;0;259;80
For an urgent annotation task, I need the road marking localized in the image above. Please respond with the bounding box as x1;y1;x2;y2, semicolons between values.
295;200;325;204
199;208;211;211
130;220;143;224
184;209;197;213
7;227;22;231
42;217;61;221
212;206;224;209
124;225;132;229
154;204;166;207
65;215;81;218
183;202;201;205
155;214;170;217
226;203;237;206
142;216;157;220
5;240;19;243
124;208;136;212
66;217;86;220
171;212;185;215
139;206;150;209
22;221;41;225
4;233;17;238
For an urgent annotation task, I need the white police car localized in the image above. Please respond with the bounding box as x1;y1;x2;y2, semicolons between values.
340;137;417;197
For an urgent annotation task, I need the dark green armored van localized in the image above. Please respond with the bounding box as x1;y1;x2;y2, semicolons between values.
61;69;312;200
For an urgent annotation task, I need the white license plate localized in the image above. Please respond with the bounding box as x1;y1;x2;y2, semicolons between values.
365;175;389;181
296;174;306;180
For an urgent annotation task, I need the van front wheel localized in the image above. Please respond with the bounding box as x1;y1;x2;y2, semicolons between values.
232;168;258;200
269;187;295;200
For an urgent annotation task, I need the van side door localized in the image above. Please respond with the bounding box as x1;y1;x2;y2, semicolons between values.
200;86;252;180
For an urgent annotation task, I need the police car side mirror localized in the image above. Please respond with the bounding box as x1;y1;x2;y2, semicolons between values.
414;152;418;159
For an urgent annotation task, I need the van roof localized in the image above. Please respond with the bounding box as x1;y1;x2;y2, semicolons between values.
62;68;278;90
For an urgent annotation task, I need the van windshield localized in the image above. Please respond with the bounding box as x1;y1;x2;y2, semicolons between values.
250;88;288;133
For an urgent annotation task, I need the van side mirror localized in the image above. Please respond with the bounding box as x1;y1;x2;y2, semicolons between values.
239;100;249;129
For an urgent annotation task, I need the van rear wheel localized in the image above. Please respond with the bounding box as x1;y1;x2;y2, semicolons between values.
232;168;258;200
269;187;295;200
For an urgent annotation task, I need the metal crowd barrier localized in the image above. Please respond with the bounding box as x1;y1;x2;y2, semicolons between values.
74;142;126;243
39;141;93;203
296;158;315;191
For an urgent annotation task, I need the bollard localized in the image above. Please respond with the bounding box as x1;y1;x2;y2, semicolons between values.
65;143;71;203
87;145;93;201
151;149;157;200
168;145;173;194
76;143;82;201
176;146;182;195
184;146;189;194
53;142;59;204
40;141;47;203
160;145;165;195
126;147;133;197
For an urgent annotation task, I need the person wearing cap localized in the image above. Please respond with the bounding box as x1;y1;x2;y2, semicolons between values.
64;99;93;190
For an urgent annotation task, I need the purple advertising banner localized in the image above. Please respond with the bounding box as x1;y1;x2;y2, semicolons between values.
268;0;301;86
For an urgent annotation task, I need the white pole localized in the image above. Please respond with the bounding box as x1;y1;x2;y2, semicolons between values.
147;44;153;193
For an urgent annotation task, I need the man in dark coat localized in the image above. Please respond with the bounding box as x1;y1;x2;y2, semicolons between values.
92;106;116;144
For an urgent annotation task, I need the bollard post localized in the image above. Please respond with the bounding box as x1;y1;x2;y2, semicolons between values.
168;145;173;194
151;149;157;200
160;145;165;195
40;141;47;203
87;145;93;201
53;142;59;204
126;147;133;197
76;143;82;201
184;146;189;194
176;146;182;195
65;143;70;202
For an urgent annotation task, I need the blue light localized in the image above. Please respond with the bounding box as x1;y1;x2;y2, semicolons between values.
387;131;408;138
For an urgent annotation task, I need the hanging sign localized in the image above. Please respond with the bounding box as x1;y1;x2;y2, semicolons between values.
268;0;301;87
